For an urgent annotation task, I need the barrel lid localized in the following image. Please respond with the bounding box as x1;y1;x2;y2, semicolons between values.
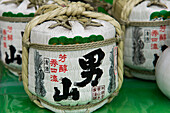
112;0;170;22
129;1;170;21
0;0;35;17
0;0;56;17
30;19;116;45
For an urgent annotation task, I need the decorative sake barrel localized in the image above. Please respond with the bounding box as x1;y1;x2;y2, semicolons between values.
112;0;170;80
0;0;63;77
22;2;123;113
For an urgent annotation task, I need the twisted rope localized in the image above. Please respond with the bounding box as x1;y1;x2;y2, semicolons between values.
22;2;123;110
0;16;32;22
35;1;94;15
35;1;99;29
23;38;121;51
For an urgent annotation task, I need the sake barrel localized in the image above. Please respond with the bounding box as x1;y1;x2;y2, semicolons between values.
22;2;123;113
112;0;170;80
0;0;62;77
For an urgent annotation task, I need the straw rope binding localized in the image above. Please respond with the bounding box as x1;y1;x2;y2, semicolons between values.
0;16;32;22
22;1;123;110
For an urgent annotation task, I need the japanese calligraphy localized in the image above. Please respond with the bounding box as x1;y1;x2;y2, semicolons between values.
151;43;159;49
7;26;12;33
92;85;105;100
59;54;67;62
3;29;7;35
46;54;68;82
7;34;13;40
132;27;145;65
51;68;58;73
74;48;105;87
159;34;166;41
44;58;50;73
151;30;159;37
53;77;79;101
160;25;166;32
3;42;7;48
34;50;46;97
59;64;68;73
5;45;22;65
50;59;58;67
108;47;117;93
51;75;59;82
144;29;151;43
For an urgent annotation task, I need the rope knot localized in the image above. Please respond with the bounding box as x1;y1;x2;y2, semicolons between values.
65;2;93;16
35;1;94;16
34;1;100;30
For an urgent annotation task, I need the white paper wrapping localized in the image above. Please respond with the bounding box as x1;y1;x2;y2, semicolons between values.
0;21;27;70
124;25;170;71
30;19;116;44
28;44;119;106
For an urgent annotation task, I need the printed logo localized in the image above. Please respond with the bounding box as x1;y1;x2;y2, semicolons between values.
92;85;105;100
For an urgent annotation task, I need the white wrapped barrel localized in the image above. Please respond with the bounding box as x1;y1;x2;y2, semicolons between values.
115;0;170;80
0;0;59;76
22;2;123;113
124;0;170;80
0;0;35;75
29;20;119;113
